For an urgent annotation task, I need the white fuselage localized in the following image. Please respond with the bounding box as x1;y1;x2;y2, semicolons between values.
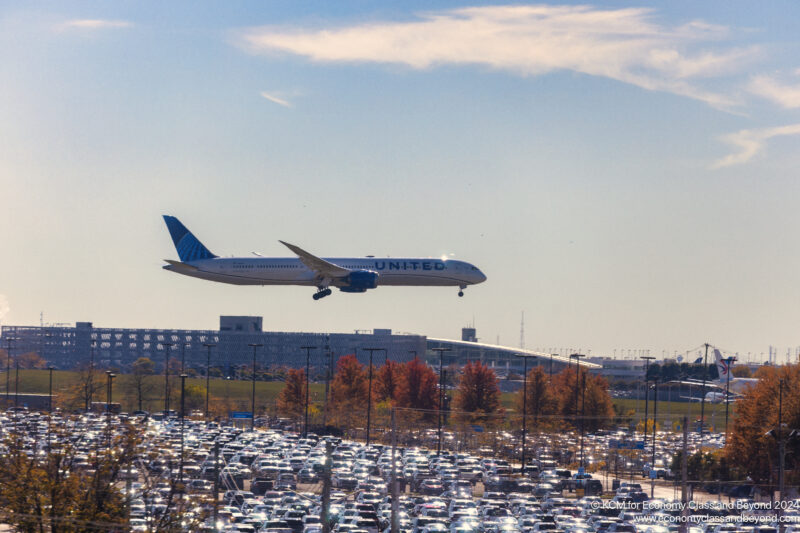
164;256;486;288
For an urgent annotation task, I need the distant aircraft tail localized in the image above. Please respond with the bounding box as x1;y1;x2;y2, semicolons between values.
714;349;731;382
163;215;217;262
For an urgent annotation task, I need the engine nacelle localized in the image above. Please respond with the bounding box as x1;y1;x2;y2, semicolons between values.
339;270;379;292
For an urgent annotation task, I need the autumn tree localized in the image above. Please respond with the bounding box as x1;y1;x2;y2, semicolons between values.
514;366;557;429
277;368;307;421
453;360;502;423
727;364;800;485
15;351;47;369
552;367;613;431
0;421;142;532
374;360;403;403
129;357;155;412
395;357;439;420
330;355;368;429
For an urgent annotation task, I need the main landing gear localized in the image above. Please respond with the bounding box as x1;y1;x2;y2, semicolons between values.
313;288;332;301
458;285;466;297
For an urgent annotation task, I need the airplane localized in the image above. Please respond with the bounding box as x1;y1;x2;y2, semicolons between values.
162;215;487;300
674;348;759;403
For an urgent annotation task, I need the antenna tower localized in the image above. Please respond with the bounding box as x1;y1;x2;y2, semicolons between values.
519;311;525;349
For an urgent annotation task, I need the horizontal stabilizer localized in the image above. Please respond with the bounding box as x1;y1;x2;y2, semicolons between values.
163;259;199;271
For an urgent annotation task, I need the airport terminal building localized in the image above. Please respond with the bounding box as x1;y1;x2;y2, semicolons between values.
0;317;595;376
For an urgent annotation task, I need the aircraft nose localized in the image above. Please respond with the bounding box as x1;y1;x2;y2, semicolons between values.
475;270;487;283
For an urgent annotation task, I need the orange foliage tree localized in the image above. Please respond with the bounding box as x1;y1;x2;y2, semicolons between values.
552;367;613;431
727;364;800;484
330;355;368;429
514;366;558;429
395;357;439;421
15;352;48;369
277;368;307;421
374;360;403;402
453;360;502;423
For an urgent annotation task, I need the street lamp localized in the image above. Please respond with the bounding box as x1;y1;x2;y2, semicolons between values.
248;343;263;430
300;346;317;438
162;342;174;418
363;348;385;446
203;343;216;421
432;347;451;455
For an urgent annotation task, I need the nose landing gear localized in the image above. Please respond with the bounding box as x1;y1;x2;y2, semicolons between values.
458;285;466;297
312;288;332;300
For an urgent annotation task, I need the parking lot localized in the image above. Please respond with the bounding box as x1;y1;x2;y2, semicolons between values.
0;408;788;532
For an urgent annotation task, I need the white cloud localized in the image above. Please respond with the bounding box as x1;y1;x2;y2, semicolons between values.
238;5;756;109
260;91;292;108
748;73;800;109
61;19;132;30
711;123;800;169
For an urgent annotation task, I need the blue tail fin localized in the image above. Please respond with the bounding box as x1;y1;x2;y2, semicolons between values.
163;215;217;262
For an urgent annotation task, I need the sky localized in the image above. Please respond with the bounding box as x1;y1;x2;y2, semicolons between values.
2;1;800;362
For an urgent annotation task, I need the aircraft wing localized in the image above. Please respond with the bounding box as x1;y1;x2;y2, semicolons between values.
279;241;351;278
665;379;725;391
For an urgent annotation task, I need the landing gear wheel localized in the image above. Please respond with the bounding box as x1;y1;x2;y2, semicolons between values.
458;290;464;297
313;288;333;300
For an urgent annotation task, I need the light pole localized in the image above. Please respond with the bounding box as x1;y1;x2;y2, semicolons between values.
651;378;658;498
248;343;263;430
14;360;19;408
300;346;317;438
516;354;537;474
641;355;655;433
162;342;174;418
724;356;735;443
180;341;190;375
106;370;116;451
432;347;451;455
180;373;187;489
4;336;14;402
699;343;710;443
48;366;54;451
87;339;96;412
570;354;585;431
363;348;385;446
203;343;216;421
